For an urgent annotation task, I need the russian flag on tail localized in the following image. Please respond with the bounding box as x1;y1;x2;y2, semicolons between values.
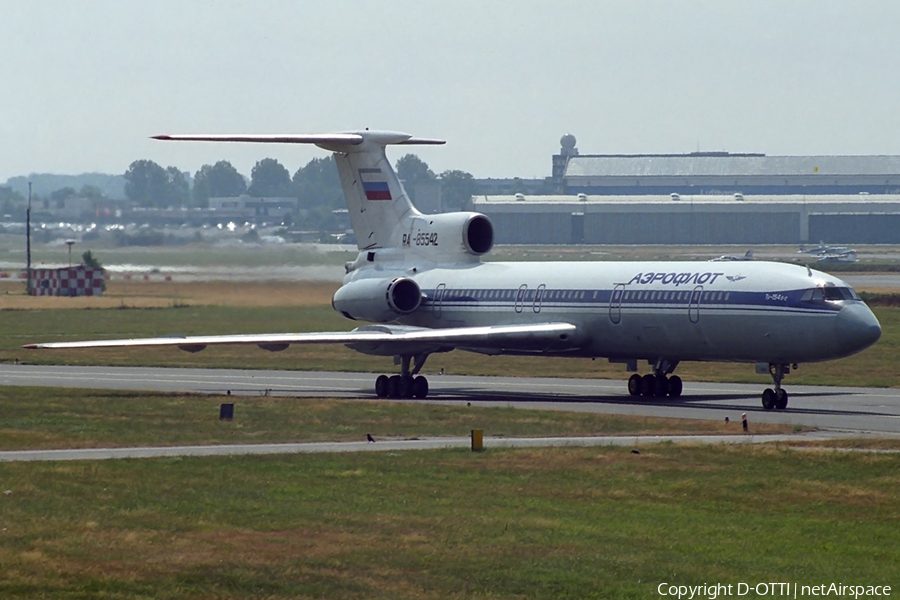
359;168;392;201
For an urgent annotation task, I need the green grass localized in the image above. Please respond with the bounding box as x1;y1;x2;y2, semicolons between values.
0;386;795;451
3;304;899;388
0;445;897;598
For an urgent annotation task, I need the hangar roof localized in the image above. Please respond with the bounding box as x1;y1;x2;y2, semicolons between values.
474;193;900;206
564;155;900;178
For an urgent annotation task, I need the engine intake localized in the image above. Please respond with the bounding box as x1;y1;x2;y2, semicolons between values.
332;276;423;322
463;214;494;255
387;277;421;313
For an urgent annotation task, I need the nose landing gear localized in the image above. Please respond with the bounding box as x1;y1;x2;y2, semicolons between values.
761;363;790;410
374;353;430;399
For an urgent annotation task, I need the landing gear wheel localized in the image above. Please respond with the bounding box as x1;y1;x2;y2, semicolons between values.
640;374;655;397
762;388;776;410
375;375;389;398
398;376;414;399
667;375;683;398
388;375;401;399
653;375;669;397
413;376;429;399
775;389;788;410
764;363;790;411
628;374;642;396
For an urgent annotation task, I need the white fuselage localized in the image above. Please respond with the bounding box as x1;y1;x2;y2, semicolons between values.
344;259;881;365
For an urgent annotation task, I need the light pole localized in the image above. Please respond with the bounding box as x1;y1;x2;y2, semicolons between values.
26;182;32;295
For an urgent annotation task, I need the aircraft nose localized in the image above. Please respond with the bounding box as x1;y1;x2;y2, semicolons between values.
835;302;881;354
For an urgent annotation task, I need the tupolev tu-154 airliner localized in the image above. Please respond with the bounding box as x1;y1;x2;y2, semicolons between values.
25;130;882;410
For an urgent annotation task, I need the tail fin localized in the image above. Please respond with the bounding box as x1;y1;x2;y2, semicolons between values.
152;130;445;250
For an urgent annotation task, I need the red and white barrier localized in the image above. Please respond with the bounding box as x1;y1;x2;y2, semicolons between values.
29;267;104;297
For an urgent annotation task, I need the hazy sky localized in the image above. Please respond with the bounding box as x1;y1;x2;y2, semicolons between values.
2;1;899;183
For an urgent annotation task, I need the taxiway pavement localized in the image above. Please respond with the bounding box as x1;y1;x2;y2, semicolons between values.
2;364;899;434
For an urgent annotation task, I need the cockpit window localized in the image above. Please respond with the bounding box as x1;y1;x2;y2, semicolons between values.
800;288;825;302
801;287;860;302
823;287;845;301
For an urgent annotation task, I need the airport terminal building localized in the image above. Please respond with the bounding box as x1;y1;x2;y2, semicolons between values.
471;135;900;245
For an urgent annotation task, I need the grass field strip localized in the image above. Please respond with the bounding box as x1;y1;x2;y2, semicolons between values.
0;431;856;462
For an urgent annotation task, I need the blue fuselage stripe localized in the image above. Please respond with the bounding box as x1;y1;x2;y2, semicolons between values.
420;288;843;314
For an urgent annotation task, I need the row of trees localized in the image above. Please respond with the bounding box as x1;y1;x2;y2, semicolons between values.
0;184;110;216
122;154;478;213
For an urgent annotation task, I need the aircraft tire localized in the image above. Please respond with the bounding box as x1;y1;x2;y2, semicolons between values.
640;374;655;397
413;376;429;399
375;375;390;398
388;375;402;399
775;389;788;410
627;374;642;396
761;388;776;410
667;375;683;398
398;376;414;399
653;375;668;397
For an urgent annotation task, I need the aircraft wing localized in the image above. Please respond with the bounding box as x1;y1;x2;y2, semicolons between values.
24;322;580;356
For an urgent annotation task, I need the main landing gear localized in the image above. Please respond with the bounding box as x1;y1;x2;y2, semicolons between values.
374;354;429;399
761;363;790;410
627;360;682;398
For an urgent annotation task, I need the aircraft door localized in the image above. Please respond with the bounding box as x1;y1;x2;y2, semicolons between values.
689;285;703;323
515;284;528;314
609;284;624;324
433;283;446;319
533;284;546;313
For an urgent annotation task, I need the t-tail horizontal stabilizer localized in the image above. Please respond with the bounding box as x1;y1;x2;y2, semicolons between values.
153;130;445;251
150;131;445;149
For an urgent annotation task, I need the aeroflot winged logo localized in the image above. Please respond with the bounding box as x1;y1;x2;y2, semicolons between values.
359;168;392;201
